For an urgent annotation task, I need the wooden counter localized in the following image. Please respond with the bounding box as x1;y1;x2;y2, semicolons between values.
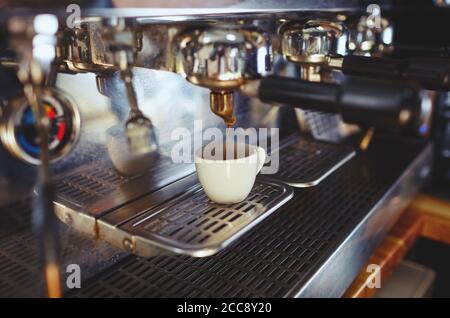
344;193;450;298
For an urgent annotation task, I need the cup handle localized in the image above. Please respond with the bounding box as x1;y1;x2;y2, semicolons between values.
256;146;266;174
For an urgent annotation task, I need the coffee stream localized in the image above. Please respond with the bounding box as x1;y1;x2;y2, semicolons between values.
207;144;250;160
201;124;251;160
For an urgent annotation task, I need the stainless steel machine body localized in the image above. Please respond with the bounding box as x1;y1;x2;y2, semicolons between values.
0;0;436;298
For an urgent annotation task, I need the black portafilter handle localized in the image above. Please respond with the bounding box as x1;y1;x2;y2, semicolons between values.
393;44;450;60
341;55;450;91
258;76;421;130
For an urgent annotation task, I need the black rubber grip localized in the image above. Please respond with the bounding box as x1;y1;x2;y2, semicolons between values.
393;44;450;59
258;75;420;129
339;77;420;128
259;76;341;113
342;55;450;91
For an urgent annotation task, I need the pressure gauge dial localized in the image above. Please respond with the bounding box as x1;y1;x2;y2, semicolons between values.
0;88;81;165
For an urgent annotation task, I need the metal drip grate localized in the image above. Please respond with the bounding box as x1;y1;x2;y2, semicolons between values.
0;199;32;238
304;111;344;141
54;165;129;206
0;225;126;298
270;136;355;187
70;140;425;298
0;139;426;298
53;155;194;212
0;231;43;297
0;197;126;298
118;179;293;257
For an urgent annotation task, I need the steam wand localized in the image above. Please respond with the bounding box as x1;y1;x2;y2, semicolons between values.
119;52;156;154
9;14;62;298
24;78;62;298
103;18;158;155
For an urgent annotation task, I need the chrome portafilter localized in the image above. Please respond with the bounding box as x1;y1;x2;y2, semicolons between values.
281;18;450;93
235;19;426;137
279;19;355;142
280;19;347;66
172;27;271;127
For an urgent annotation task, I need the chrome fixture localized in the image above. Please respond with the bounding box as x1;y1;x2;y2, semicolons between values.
279;19;357;142
101;18;158;156
172;26;271;126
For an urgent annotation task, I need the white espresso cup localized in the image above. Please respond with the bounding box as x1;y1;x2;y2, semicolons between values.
195;142;266;204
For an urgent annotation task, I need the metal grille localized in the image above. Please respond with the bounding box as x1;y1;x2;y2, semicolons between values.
0;140;423;298
71;146;415;298
0;199;32;238
55;165;129;206
0;224;126;298
272;136;355;187
53;155;190;209
0;231;43;297
305;111;340;137
300;110;347;142
122;180;292;254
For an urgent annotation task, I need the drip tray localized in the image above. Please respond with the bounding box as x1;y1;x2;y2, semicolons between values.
53;154;194;217
55;174;293;258
270;135;356;187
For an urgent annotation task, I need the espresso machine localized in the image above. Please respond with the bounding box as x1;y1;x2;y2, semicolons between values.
0;0;448;298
